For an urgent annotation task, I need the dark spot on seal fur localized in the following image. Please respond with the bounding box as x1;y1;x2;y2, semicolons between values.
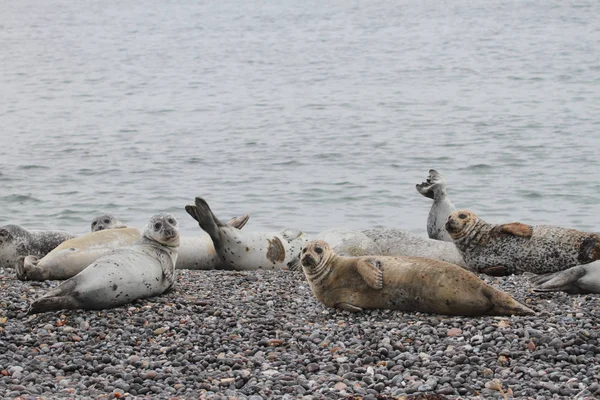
111;284;118;291
266;237;286;263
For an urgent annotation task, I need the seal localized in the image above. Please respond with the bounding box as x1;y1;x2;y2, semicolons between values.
185;196;308;271
299;240;534;316
529;262;600;294
315;229;382;257
446;210;600;276
16;214;250;281
416;169;456;242
361;228;467;268
90;214;127;232
0;225;74;269
28;213;180;314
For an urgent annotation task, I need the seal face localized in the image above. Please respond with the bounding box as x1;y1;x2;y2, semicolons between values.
416;169;456;242
185;196;308;271
28;213;181;314
446;210;600;276
300;240;534;316
0;225;74;269
90;215;127;232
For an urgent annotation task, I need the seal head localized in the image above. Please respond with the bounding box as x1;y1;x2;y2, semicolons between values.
144;213;180;247
91;215;127;232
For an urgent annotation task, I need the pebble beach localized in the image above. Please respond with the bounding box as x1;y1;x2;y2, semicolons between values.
1;267;599;399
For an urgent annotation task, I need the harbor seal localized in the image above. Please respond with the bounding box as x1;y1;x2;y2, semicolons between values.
90;214;127;232
185;196;308;270
416;169;456;242
446;210;600;276
529;262;600;294
28;213;180;314
361;228;467;268
16;214;250;280
299;240;534;316
0;225;74;269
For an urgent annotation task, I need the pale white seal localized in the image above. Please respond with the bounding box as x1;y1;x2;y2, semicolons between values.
416;169;456;242
28;213;180;313
185;196;308;270
0;225;74;269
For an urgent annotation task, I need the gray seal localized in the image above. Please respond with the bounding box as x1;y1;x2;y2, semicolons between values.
530;262;600;294
90;214;127;232
416;169;456;242
28;213;180;314
0;225;74;269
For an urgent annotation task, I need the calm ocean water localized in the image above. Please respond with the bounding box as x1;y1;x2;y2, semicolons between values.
1;0;599;237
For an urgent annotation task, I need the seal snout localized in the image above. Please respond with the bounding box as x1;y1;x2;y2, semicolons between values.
301;253;316;268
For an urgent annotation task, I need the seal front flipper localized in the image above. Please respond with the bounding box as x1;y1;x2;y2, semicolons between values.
531;266;588;294
480;265;510;276
356;259;384;289
185;197;226;250
495;223;533;238
335;302;363;312
226;214;250;229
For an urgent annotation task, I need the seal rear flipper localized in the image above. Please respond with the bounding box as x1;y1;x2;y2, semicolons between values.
495;223;533;238
335;302;363;312
226;214;250;229
531;266;588;294
185;197;226;250
28;295;79;314
482;286;535;316
16;256;49;281
356;259;383;289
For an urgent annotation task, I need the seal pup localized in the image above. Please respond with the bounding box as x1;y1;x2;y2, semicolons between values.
28;213;180;314
299;240;534;316
0;225;74;269
529;262;600;294
185;196;308;271
446;210;600;276
362;228;467;268
16;214;250;281
415;169;456;242
91;215;127;232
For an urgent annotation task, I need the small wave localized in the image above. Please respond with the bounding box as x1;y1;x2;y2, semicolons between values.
18;165;48;170
463;164;493;171
1;194;42;203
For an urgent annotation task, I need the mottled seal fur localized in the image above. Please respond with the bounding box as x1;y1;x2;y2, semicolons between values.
446;210;600;276
16;215;250;281
315;229;382;257
90;214;127;232
300;240;534;316
28;213;180;314
362;228;467;268
530;262;600;294
0;225;74;269
185;196;308;271
416;169;456;242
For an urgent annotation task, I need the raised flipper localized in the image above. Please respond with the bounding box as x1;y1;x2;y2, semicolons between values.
531;266;590;294
185;197;227;250
493;223;533;238
480;265;510;276
335;302;364;312
415;169;445;199
226;214;249;229
356;259;383;289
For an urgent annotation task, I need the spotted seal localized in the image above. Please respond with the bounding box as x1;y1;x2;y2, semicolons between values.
361;228;467;268
446;210;600;276
416;169;456;242
185;196;308;270
529;262;600;294
28;213;180;314
90;214;127;232
0;225;74;269
16;214;250;281
299;240;534;316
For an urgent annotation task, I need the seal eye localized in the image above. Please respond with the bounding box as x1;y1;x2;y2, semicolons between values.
168;218;175;225
302;248;307;254
92;221;97;227
315;247;323;254
104;218;110;224
458;213;467;220
154;222;162;230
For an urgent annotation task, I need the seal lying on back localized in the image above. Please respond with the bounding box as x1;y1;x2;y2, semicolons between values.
185;196;308;271
362;228;466;268
90;214;127;232
416;169;456;242
28;213;180;314
446;210;600;276
0;225;74;269
16;214;250;280
300;240;534;316
529;262;600;294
